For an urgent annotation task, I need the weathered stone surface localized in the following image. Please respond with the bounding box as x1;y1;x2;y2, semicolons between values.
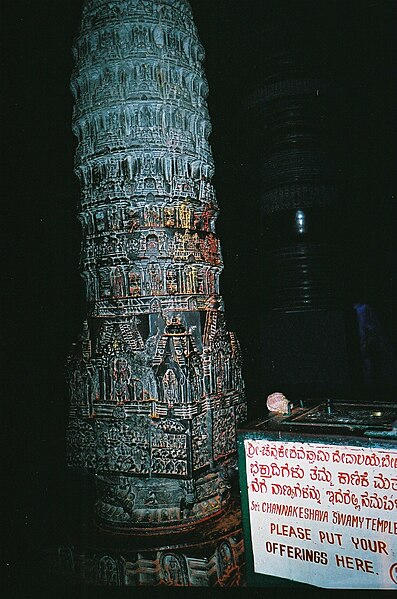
66;0;246;533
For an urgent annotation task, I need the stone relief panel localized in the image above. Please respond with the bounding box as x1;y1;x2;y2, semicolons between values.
212;407;237;461
192;412;211;470
96;419;150;475
95;554;124;586
160;553;188;586
66;419;96;470
217;541;234;579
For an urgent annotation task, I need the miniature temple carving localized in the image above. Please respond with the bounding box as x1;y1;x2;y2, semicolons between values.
66;0;246;533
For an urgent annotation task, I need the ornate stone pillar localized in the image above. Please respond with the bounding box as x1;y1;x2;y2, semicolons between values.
59;0;246;586
245;9;352;402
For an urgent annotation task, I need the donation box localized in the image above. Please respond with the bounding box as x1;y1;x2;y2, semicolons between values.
237;400;397;588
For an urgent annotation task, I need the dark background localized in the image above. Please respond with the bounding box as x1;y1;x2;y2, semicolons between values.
2;0;396;591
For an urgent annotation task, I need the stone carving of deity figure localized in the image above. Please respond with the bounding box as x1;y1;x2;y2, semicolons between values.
109;207;122;230
111;358;131;403
86;366;100;405
178;204;190;228
135;25;148;48
166;268;178;294
163;369;178;406
162;554;185;586
99;269;112;297
128;271;141;296
95;210;106;232
206;269;215;294
188;356;202;402
146;233;159;254
174;108;182;129
216;351;225;393
148;264;162;295
139;106;152;128
185;265;197;294
111;267;124;297
69;367;84;405
85;272;96;301
145;204;161;227
97;555;120;586
218;542;234;577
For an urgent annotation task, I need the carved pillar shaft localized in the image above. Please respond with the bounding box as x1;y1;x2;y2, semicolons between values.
65;0;246;536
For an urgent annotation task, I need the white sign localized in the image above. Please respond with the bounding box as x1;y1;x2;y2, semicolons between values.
244;439;397;588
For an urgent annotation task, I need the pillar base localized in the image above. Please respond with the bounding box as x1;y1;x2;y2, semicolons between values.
52;499;245;587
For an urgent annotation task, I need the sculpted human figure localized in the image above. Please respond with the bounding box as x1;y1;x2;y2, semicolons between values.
111;358;131;403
